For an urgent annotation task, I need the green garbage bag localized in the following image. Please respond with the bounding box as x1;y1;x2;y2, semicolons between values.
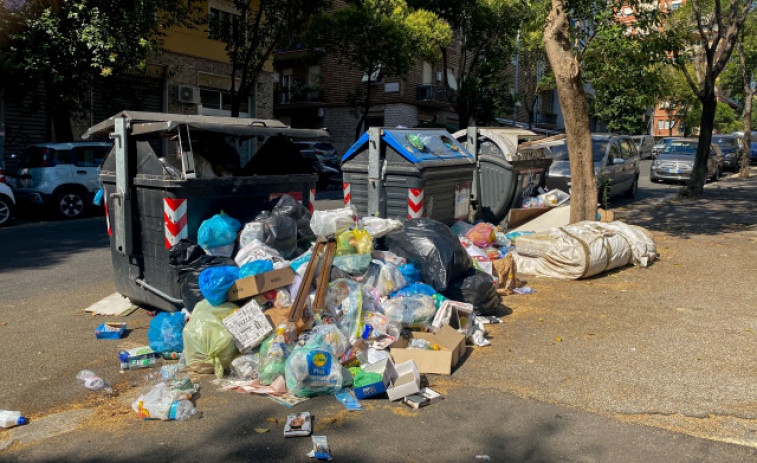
182;299;239;378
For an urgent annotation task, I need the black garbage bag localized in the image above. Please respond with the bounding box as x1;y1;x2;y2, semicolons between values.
272;194;315;245
253;211;298;259
381;218;472;293
169;240;236;311
442;268;499;315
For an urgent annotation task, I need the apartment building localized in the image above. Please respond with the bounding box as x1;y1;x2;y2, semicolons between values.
272;36;460;154
2;0;272;159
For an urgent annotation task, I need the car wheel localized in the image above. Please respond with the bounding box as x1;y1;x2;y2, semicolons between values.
55;189;87;219
625;175;639;198
0;194;14;226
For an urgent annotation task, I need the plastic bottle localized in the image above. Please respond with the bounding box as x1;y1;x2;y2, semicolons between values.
167;400;196;420
0;410;28;429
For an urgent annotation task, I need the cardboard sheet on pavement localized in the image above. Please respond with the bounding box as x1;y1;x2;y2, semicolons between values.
84;292;137;316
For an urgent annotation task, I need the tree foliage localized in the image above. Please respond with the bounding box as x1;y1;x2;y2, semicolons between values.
309;0;451;139
219;0;328;117
0;0;201;141
409;0;525;128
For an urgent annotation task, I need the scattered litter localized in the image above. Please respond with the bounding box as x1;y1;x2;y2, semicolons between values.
403;387;442;409
308;435;333;461
0;410;28;429
284;412;312;437
475;455;492;461
84;292;135;316
254;427;271;433
335;389;362;411
95;322;127;339
76;370;112;394
119;346;159;370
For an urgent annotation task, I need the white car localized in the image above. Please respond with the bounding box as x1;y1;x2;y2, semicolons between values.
0;167;16;226
13;142;112;219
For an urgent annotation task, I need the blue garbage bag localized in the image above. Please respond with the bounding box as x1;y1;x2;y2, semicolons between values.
199;266;240;306
239;260;274;279
398;263;422;285
390;282;437;298
198;213;241;250
148;312;187;353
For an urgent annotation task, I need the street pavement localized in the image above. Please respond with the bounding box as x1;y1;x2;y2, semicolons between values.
1;167;756;461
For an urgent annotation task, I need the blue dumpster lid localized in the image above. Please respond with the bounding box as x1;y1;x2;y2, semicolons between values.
342;129;473;163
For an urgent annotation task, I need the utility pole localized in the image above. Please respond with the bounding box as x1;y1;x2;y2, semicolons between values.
513;28;521;125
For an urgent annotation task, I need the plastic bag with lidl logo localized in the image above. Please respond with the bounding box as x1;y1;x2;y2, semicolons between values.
285;336;344;398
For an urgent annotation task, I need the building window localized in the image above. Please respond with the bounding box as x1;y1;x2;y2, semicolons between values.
658;120;664;129
200;87;249;114
422;61;433;84
208;7;240;41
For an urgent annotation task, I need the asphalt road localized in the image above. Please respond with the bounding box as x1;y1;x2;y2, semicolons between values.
2;166;755;461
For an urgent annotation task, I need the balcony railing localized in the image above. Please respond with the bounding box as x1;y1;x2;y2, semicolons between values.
416;84;454;104
275;86;323;104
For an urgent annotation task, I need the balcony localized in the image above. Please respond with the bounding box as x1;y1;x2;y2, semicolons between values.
416;84;454;104
275;85;324;104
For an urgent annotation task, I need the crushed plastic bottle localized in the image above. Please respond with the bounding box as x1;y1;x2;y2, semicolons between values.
76;370;112;394
0;410;28;428
407;338;440;350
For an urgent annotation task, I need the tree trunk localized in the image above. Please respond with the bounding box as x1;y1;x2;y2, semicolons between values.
355;80;372;140
544;0;597;223
45;82;73;142
688;85;716;196
740;92;752;178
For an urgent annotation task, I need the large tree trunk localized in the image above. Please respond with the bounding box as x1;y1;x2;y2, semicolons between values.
45;82;73;142
544;0;597;223
355;81;372;140
688;84;716;196
738;44;752;179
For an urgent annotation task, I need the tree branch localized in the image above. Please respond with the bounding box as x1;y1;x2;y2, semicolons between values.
680;62;703;100
690;0;711;55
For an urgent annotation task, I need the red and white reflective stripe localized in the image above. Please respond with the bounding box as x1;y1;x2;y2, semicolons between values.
309;189;315;214
408;188;424;219
164;198;188;249
104;197;112;236
343;183;351;206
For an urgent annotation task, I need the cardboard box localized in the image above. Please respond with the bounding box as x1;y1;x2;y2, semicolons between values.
221;300;274;351
227;267;295;301
386;360;421;401
390;325;466;375
95;322;127;339
353;357;395;400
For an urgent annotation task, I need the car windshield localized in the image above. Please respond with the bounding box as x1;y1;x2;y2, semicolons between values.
548;140;607;162
663;141;697;155
712;137;738;148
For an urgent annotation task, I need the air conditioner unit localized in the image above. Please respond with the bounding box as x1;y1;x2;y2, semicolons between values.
176;85;200;104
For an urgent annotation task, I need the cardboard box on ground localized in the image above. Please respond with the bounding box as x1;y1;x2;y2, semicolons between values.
390;325;466;375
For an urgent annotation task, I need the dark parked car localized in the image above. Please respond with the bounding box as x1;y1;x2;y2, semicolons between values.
650;138;723;183
711;135;745;171
300;151;342;189
543;133;640;199
750;142;757;164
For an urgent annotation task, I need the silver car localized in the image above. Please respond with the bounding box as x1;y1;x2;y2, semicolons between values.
632;135;655;159
544;134;641;199
650;138;723;183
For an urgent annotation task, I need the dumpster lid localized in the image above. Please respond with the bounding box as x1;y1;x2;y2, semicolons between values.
83;111;329;140
342;128;473;164
453;127;547;162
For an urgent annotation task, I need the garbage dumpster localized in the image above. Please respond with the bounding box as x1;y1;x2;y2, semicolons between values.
341;128;474;224
453;127;552;224
84;111;324;312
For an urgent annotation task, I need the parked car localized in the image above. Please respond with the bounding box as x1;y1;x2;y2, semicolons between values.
750;141;757;164
631;135;655;159
711;134;745;171
650;138;723;183
0;165;16;226
543;133;640;199
300;151;342;189
13;141;112;219
652;137;679;159
294;140;339;168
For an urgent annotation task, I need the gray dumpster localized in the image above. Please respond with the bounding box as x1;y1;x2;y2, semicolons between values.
453;127;552;224
340;128;475;225
85;111;324;311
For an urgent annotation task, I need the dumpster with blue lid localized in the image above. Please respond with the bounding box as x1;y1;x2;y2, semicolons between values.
340;127;475;224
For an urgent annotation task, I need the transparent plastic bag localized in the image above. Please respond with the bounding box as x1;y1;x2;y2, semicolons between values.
198;265;239;306
257;325;296;385
182;300;239;378
198;212;241;250
239;222;265;248
238;259;274;278
310;206;356;237
230;354;259;380
380;295;437;330
364;260;407;296
235;239;285;267
335;228;373;256
466;223;496;248
332;254;372;276
361;217;402;238
309;324;350;358
285;336;343;397
323;279;370;341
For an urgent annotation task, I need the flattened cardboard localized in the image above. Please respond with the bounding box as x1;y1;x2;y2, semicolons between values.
227;267;295;301
390;325;466;375
507;207;550;229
